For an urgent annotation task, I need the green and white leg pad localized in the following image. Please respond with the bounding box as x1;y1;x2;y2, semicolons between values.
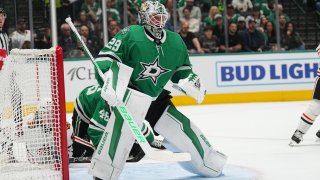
154;106;227;177
89;88;153;180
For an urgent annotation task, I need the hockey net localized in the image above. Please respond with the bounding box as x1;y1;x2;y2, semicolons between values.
0;47;69;180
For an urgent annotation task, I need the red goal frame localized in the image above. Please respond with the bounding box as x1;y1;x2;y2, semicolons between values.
55;46;69;180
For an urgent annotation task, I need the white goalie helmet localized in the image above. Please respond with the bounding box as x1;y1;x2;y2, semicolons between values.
139;0;168;39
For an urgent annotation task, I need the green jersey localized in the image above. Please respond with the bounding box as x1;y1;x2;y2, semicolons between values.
75;85;110;129
96;25;193;98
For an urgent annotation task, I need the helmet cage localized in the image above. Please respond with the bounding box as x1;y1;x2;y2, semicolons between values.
139;1;168;29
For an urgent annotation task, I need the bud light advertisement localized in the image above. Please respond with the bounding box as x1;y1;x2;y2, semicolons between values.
217;58;318;87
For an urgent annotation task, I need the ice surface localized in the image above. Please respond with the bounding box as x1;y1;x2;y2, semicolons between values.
69;101;320;180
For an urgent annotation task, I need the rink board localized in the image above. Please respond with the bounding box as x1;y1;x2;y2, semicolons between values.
63;51;318;112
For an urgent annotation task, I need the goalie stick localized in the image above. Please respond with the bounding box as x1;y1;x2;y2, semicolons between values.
65;17;191;162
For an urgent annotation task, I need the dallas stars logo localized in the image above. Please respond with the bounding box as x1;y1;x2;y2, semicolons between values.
137;57;170;85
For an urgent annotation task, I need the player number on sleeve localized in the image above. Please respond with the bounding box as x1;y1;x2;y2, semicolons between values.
106;38;122;51
99;109;109;121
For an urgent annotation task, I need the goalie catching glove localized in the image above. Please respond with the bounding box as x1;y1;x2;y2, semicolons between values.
173;73;206;104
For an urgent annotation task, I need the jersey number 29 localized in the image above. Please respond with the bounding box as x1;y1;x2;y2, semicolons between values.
106;38;122;51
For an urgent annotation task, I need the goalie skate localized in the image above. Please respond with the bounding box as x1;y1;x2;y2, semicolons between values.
150;138;166;150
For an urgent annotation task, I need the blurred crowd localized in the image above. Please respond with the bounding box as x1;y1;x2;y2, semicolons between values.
2;0;317;58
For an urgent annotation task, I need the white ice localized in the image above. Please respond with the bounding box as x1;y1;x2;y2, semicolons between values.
69;101;320;180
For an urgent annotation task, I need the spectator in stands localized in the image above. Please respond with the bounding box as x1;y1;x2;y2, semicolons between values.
79;24;98;55
260;16;268;29
256;26;266;46
267;3;290;25
164;0;178;31
259;0;274;16
106;0;121;24
232;0;253;14
127;0;142;19
213;14;224;40
253;0;267;7
203;6;219;28
237;16;246;33
281;22;305;50
74;11;95;33
0;8;9;55
110;0;117;8
226;4;240;23
252;6;262;27
58;23;78;55
279;14;287;35
68;36;87;58
114;0;140;23
10;18;31;49
108;20;121;41
242;16;264;52
178;0;201;23
81;0;102;23
219;22;242;52
181;7;200;34
21;41;31;49
128;15;138;25
179;21;204;54
177;0;186;7
263;21;276;51
198;26;219;53
34;27;51;49
165;0;174;15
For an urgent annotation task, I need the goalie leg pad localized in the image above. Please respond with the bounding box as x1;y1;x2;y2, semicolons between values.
89;110;134;180
89;88;153;179
154;106;227;177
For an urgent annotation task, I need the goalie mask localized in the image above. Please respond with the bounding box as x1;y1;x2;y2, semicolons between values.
139;1;168;39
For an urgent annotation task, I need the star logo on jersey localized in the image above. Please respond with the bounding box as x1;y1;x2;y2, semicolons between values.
137;57;170;85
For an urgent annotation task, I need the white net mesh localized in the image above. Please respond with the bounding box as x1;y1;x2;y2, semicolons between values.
0;48;66;180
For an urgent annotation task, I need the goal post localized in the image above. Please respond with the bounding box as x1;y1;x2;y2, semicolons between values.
0;47;69;180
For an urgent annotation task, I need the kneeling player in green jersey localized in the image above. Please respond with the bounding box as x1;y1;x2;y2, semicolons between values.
69;85;163;163
89;1;227;179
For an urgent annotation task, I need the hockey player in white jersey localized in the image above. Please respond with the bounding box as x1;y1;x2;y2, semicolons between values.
290;44;320;146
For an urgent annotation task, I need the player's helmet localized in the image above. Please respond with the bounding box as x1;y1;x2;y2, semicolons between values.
0;8;6;18
138;1;168;39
